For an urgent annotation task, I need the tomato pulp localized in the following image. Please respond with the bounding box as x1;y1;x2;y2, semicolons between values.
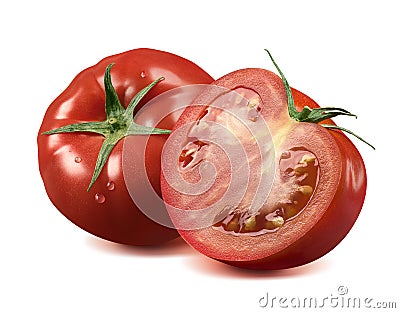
38;48;213;245
161;54;368;269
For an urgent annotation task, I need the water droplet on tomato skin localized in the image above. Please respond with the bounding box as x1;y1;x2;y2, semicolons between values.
106;181;115;191
140;71;146;78
94;193;106;204
74;157;82;163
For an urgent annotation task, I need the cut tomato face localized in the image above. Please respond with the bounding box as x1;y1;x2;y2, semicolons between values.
161;55;368;269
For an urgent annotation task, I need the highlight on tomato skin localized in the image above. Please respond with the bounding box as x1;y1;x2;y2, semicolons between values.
37;48;214;246
160;55;369;270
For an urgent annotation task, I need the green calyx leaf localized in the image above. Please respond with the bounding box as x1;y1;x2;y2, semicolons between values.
42;63;171;191
265;49;375;150
320;124;375;150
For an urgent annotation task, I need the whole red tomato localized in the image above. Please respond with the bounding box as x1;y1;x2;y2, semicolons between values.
161;50;373;269
38;48;213;245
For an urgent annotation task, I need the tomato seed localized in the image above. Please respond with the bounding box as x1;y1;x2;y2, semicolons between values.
300;154;316;164
243;216;257;231
298;185;313;196
248;97;260;108
294;165;306;176
271;216;284;228
226;216;239;232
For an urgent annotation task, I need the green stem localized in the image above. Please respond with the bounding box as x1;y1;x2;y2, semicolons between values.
42;64;171;191
265;49;375;150
125;77;164;118
105;64;126;118
264;49;297;119
321;124;376;150
42;121;110;136
88;137;118;191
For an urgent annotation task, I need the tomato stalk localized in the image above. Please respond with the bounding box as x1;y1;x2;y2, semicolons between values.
42;63;171;191
264;49;375;150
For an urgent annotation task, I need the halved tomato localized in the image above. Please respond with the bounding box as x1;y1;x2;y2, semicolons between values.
160;51;370;269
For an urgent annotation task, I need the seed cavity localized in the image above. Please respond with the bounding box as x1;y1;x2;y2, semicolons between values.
213;147;319;236
179;140;208;169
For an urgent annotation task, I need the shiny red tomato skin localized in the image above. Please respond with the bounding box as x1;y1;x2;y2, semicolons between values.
38;48;214;245
161;68;367;268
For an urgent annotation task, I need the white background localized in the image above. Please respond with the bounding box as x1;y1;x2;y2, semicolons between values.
1;0;399;312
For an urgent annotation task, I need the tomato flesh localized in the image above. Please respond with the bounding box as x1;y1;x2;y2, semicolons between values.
161;68;366;269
